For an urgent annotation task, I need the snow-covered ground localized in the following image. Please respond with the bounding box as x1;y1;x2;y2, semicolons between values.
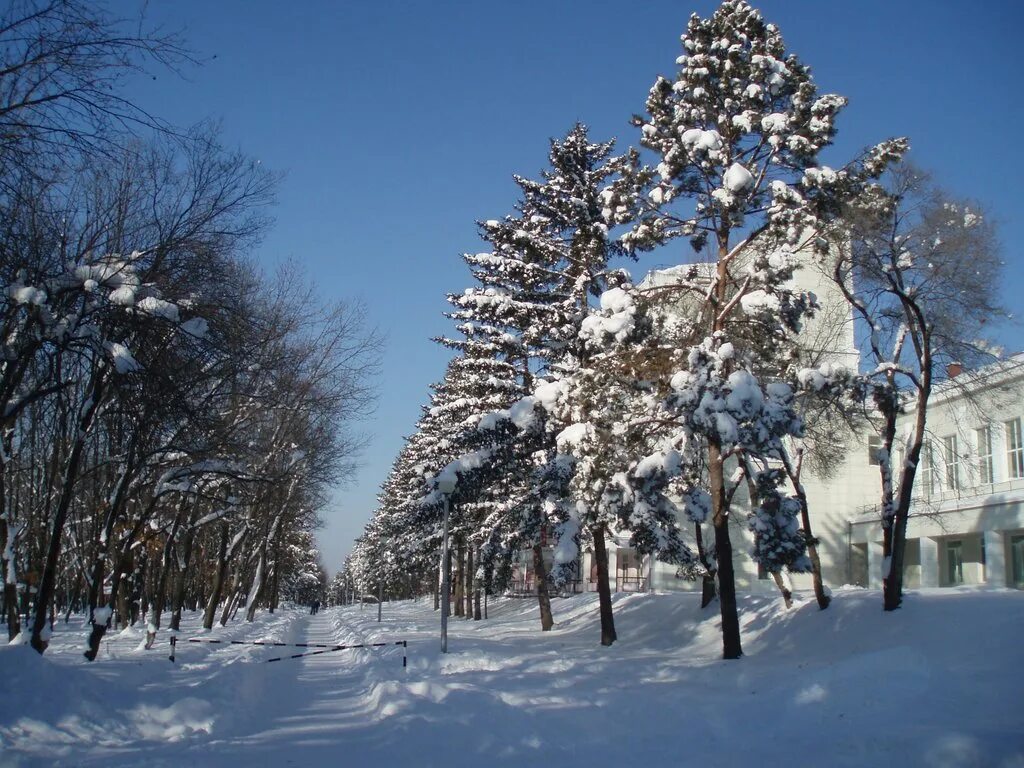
1;588;1022;767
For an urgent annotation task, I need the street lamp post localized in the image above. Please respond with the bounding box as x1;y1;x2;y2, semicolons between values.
436;475;456;654
440;493;451;653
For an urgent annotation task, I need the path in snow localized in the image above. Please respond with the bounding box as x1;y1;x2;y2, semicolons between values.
123;608;412;767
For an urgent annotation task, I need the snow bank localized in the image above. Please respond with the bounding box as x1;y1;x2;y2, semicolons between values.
1;590;1022;767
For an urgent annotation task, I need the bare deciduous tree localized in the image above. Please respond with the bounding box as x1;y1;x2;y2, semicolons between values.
835;162;1004;611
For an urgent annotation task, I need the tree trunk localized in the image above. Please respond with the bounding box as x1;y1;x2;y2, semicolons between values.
245;549;266;622
169;527;196;631
146;557;172;648
83;549;107;661
453;540;465;618
781;452;830;610
532;542;554;631
220;571;242;626
116;574;131;629
147;499;190;646
804;534;830;610
591;524;616;646
695;522;717;609
771;571;793;608
268;539;282;613
879;395;904;612
117;544;135;629
246;513;282;624
1;433;22;639
884;509;909;611
203;523;230;630
464;546;474;618
30;378;105;653
473;548;482;621
885;415;927;613
1;519;19;639
709;441;742;659
84;538;135;660
130;550;146;627
700;574;718;610
63;573;81;623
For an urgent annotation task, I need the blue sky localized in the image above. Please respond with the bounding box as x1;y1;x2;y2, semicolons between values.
116;0;1024;572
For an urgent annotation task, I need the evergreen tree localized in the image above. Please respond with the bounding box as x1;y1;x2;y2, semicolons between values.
422;124;636;632
622;0;905;658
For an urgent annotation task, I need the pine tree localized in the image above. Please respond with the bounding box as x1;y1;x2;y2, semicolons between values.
426;124;636;632
623;0;906;658
460;125;693;645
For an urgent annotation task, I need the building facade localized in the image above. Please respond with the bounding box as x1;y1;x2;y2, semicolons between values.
846;356;1024;591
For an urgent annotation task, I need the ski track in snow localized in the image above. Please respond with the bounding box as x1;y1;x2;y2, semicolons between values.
1;589;1023;767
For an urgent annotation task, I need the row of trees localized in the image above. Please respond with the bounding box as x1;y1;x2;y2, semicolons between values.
0;1;374;657
345;0;1002;659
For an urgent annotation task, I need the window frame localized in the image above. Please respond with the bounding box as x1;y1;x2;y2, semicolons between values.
868;435;882;466
976;426;994;485
946;539;964;586
920;440;936;499
1011;534;1024;589
1007;418;1024;480
942;435;960;491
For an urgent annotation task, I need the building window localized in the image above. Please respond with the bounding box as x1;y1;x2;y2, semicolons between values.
617;548;644;592
868;435;882;466
942;435;959;491
946;540;964;586
1011;535;1024;589
920;441;935;499
1007;418;1024;480
976;426;994;485
539;524;557;547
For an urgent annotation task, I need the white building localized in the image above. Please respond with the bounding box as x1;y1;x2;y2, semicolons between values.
846;356;1024;591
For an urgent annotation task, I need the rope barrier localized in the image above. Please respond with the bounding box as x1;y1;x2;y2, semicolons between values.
169;635;407;666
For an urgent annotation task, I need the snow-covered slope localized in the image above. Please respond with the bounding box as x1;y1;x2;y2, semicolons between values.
1;588;1021;767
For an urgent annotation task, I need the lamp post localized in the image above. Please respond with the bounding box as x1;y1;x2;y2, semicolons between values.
436;475;456;653
377;577;383;623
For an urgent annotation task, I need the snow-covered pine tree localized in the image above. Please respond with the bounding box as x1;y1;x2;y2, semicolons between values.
364;354;511;618
372;444;441;601
622;0;906;658
437;260;534;618
520;127;642;639
537;282;698;645
395;373;469;604
441;213;564;626
452;126;700;646
422;126;621;627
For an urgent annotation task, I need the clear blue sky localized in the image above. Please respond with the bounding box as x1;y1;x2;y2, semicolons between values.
115;0;1024;573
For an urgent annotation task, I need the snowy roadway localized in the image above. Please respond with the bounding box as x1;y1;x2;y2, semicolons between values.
2;590;1023;767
